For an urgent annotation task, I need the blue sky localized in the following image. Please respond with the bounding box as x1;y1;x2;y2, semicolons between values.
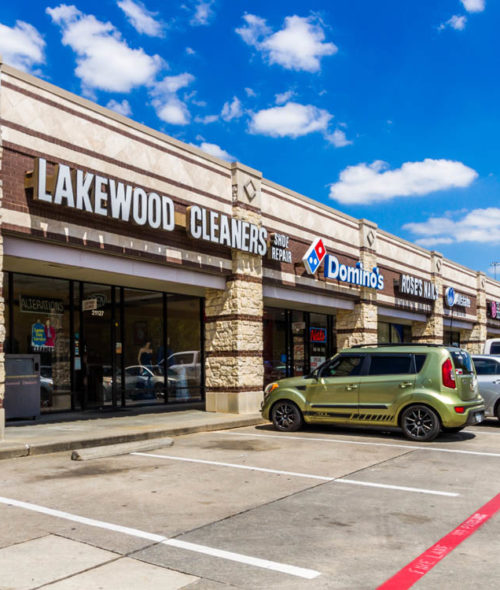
1;0;499;275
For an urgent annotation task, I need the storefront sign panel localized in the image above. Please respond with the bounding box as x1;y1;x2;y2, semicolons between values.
32;158;175;233
20;295;64;315
399;274;438;301
269;233;292;263
187;205;267;255
324;255;384;290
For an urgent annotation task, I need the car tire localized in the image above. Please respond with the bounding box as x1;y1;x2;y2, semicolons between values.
154;382;164;399
271;401;303;432
495;401;500;422
400;405;441;442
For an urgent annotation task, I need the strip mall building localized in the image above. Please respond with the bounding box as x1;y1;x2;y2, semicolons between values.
2;62;500;437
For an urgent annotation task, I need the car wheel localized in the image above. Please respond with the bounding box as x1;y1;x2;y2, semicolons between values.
400;405;440;442
271;401;303;432
495;401;500;422
154;382;164;399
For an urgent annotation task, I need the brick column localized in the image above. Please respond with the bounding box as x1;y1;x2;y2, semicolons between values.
204;163;264;413
467;272;487;353
336;220;378;349
412;251;444;344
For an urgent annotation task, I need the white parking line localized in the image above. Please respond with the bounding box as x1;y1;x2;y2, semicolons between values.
218;431;500;458
132;452;459;497
0;496;320;580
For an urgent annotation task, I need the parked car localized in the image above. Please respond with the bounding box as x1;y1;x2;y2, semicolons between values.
471;355;500;421
165;351;201;399
262;344;485;442
483;339;500;354
103;365;177;400
40;365;53;407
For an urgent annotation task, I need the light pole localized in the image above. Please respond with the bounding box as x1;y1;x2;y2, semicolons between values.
491;262;500;281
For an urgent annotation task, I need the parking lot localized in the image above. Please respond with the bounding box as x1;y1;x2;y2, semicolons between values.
1;419;499;589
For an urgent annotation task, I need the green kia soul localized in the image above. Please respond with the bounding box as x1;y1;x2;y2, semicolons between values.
261;344;485;442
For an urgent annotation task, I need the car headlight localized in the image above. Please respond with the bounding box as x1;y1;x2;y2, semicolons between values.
264;382;279;398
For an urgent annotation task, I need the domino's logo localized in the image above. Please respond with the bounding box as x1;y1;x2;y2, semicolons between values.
303;238;327;274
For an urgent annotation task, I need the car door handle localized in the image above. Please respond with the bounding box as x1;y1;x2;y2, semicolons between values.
399;382;413;389
346;384;358;391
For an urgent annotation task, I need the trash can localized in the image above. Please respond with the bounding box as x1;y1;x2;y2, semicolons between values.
4;354;41;419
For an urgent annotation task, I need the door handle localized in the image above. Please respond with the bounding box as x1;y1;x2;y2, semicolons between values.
399;382;413;389
346;384;358;391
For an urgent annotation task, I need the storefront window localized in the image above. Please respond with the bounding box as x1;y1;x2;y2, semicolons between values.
4;273;203;415
263;307;334;385
122;288;164;406
444;331;460;347
309;313;328;371
263;308;288;385
9;273;71;412
166;295;202;402
378;321;411;344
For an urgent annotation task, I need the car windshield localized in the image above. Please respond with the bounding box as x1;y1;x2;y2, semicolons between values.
449;350;474;375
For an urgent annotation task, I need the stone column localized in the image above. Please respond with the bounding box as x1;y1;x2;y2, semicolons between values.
336;220;378;349
204;163;264;413
468;272;487;353
412;251;444;344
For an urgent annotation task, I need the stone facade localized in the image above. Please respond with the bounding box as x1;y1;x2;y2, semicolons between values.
2;61;500;439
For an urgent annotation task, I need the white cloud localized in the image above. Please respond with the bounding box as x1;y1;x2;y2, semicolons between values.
190;1;216;26
326;129;352;148
404;208;500;246
117;0;164;37
195;114;219;124
249;102;332;138
47;4;162;92
441;15;468;30
0;20;45;72
275;90;295;105
245;87;256;97
461;0;485;13
221;96;243;121
150;73;194;125
329;159;478;204
193;141;236;162
106;98;132;116
186;47;196;55
236;14;337;73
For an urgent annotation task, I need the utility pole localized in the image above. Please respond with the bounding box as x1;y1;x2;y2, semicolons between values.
492;262;500;281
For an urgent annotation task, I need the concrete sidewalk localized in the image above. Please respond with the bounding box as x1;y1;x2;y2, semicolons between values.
0;409;266;460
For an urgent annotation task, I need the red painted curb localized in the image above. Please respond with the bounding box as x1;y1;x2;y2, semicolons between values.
377;493;500;590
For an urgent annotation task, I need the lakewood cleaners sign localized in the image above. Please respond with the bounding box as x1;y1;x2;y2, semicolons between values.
31;158;268;256
324;255;384;290
33;158;175;231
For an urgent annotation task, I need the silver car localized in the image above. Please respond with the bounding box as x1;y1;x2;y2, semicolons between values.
471;355;500;421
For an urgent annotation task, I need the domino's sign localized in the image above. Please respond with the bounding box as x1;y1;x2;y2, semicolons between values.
302;238;384;289
302;238;327;274
324;255;384;290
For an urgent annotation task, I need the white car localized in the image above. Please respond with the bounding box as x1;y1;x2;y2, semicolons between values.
103;365;177;400
165;351;201;399
471;355;500;420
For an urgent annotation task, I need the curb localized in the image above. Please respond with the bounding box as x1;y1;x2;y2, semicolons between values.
0;416;267;461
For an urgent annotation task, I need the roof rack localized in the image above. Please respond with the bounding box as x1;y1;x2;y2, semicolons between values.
350;342;444;348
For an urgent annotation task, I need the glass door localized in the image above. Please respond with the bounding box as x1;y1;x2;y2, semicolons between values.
78;283;115;409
